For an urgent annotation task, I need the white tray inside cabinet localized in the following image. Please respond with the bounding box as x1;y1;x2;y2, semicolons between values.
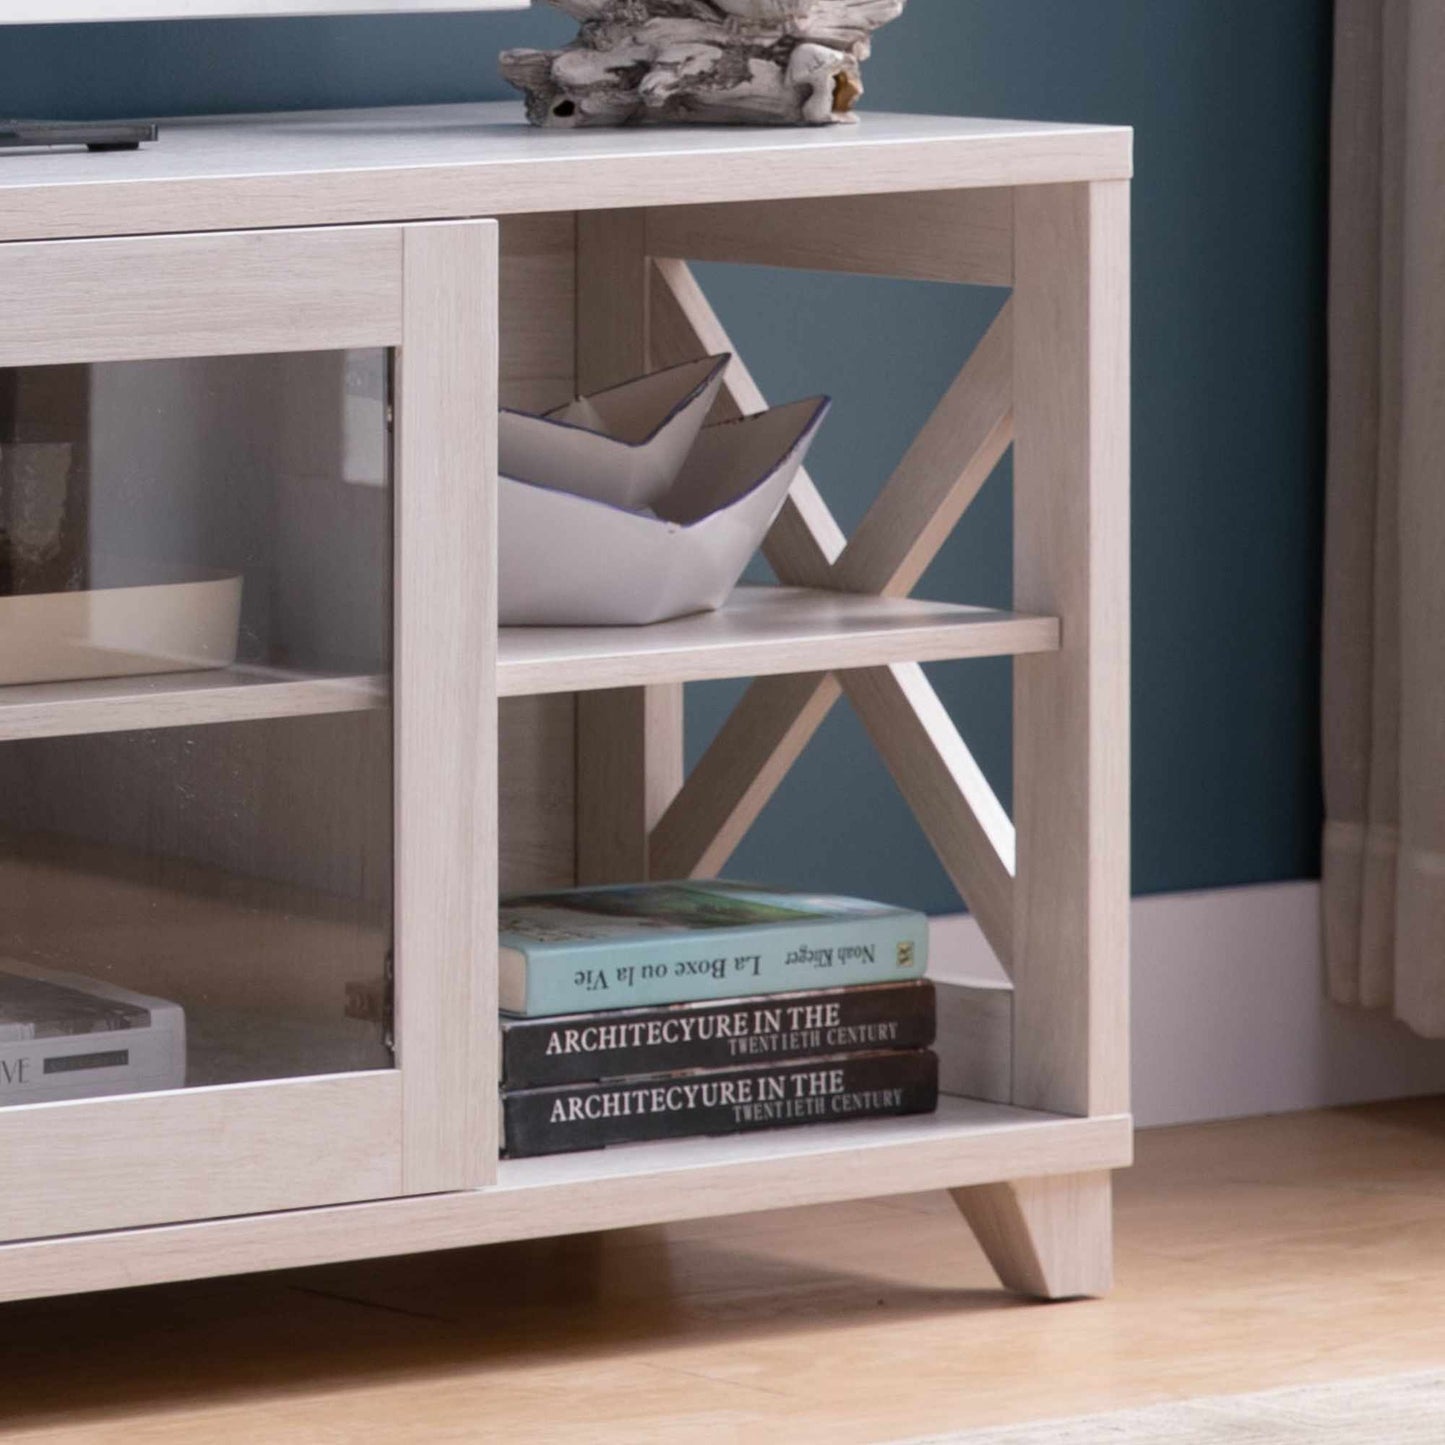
0;560;242;686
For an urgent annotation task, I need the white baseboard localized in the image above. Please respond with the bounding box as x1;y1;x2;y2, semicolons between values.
930;882;1445;1128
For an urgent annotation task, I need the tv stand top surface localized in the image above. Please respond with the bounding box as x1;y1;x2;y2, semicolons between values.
0;101;1131;245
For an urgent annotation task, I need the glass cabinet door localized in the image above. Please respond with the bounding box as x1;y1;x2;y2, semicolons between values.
0;224;497;1241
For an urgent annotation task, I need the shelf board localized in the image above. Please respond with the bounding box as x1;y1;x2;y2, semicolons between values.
0;592;1054;728
493;1098;1130;1217
499;587;1060;697
0;103;1132;246
0;665;387;742
0;1098;1132;1303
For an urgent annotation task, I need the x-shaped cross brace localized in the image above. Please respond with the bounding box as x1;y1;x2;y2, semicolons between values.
645;257;1019;969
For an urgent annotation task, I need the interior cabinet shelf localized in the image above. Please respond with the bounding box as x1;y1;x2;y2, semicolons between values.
0;586;1050;742
0;666;387;743
498;586;1059;697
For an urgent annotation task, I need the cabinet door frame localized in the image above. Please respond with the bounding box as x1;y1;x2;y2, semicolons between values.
0;220;498;1243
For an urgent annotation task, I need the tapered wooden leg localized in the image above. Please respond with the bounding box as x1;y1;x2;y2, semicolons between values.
952;1171;1114;1300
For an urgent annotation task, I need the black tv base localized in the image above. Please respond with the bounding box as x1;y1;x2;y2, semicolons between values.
0;121;158;153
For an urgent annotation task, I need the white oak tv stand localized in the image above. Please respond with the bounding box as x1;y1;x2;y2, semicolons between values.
0;103;1131;1305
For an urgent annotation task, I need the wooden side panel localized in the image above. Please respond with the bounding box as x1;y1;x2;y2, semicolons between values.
500;697;577;893
578;685;685;885
574;211;683;884
647;189;1014;286
395;221;498;1190
499;212;577;415
498;212;580;892
1010;182;1131;1118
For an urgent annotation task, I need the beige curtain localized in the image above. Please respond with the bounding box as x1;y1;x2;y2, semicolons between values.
1323;0;1445;1034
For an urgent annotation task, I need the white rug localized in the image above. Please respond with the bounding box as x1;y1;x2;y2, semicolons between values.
894;1371;1445;1443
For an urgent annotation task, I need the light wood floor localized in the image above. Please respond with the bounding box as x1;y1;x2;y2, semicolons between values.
4;1098;1445;1443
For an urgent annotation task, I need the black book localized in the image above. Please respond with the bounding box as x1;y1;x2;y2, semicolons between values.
501;980;935;1088
502;1048;938;1158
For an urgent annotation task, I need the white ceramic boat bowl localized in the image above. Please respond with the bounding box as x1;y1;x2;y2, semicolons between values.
498;355;729;513
499;396;830;627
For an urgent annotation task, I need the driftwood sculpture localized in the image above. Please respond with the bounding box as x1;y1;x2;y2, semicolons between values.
501;0;908;128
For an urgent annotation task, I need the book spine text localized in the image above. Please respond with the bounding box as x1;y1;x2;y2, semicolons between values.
502;981;935;1088
502;1049;939;1157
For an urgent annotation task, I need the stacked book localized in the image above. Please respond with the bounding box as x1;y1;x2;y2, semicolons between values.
0;960;186;1105
499;880;939;1158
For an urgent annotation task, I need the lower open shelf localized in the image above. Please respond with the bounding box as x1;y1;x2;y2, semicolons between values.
493;1097;1132;1224
0;1097;1132;1304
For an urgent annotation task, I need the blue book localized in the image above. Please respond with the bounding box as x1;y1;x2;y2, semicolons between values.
499;881;928;1018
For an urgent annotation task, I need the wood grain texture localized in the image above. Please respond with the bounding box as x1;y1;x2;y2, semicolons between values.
830;299;1015;598
842;663;1016;969
575;209;650;397
0;1074;401;1245
576;686;685;886
647;189;1014;286
498;212;577;412
574;210;684;885
1010;182;1131;1119
0;668;386;743
0;1102;1131;1303
499;697;578;894
934;952;1014;1103
952;1170;1114;1300
501;589;1058;697
0;227;403;367
496;214;578;892
395;221;499;1190
0;105;1132;245
650;671;842;880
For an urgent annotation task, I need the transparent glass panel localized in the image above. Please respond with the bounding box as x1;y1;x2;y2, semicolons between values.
0;351;393;1105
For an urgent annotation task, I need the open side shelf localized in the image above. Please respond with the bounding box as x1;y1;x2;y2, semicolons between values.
499;586;1059;697
0;585;1051;742
495;1098;1133;1218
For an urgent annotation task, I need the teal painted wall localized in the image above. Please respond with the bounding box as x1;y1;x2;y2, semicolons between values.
0;0;1332;910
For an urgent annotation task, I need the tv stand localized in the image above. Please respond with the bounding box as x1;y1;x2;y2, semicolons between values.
0;102;1132;1309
